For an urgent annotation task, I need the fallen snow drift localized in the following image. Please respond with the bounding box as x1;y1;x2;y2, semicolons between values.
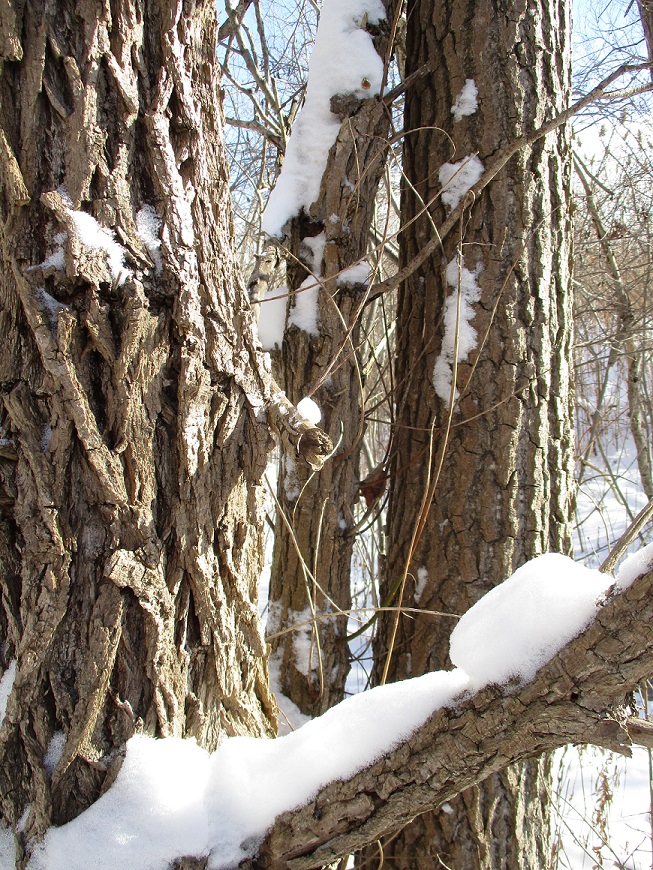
24;550;633;870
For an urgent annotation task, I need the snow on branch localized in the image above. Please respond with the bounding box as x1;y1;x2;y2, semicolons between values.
21;552;653;870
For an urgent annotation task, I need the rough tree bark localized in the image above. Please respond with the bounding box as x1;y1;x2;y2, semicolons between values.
368;0;574;866
0;0;331;858
265;6;398;717
249;564;653;870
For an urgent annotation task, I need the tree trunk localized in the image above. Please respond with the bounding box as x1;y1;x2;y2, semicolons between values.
266;8;396;717
0;0;277;857
368;0;574;866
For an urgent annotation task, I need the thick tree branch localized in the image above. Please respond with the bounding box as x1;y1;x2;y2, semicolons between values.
243;566;653;868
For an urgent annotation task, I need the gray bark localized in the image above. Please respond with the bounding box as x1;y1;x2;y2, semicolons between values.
266;6;397;717
0;0;281;856
367;0;574;865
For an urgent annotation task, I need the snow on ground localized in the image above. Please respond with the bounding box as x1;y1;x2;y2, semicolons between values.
261;0;385;237
553;745;652;870
556;430;653;869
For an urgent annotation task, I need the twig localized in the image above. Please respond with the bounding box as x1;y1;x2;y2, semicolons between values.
600;497;653;574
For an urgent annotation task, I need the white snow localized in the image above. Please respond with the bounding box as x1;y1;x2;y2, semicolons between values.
616;542;653;589
256;287;288;350
337;262;371;286
18;548;650;867
432;256;483;404
57;190;130;284
25;551;633;869
135;205;163;274
16;807;30;835
0;824;15;868
29;669;468;870
414;567;429;603
68;212;130;283
34;288;68;334
283;453;300;502
287;276;320;335
449;553;609;689
0;660;16;726
451;79;478;122
44;732;67;778
438;155;484;211
261;0;385;237
296;397;321;426
301;233;327;273
39;248;66;272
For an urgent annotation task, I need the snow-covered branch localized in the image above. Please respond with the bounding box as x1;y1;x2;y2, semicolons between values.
249;560;653;868
24;551;653;870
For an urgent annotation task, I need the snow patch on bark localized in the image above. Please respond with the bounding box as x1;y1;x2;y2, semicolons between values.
58;190;131;284
337;261;371;286
257;287;288;350
451;79;478;122
432;256;482;404
136;205;163;274
438;155;484;210
0;660;16;726
44;732;67;778
287;276;320;335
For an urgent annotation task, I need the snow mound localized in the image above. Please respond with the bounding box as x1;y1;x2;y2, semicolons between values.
449;553;608;688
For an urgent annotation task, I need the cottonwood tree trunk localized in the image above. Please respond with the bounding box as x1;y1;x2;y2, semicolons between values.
368;0;574;866
266;8;396;717
0;0;279;859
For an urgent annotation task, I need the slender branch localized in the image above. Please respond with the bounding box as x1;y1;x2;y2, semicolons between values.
600;497;653;574
368;62;653;301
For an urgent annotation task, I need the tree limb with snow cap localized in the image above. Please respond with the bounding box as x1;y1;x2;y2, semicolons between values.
26;550;653;870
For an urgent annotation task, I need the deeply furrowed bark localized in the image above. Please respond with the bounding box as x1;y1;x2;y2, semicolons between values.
367;0;574;866
248;565;653;868
266;8;397;717
0;0;278;857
